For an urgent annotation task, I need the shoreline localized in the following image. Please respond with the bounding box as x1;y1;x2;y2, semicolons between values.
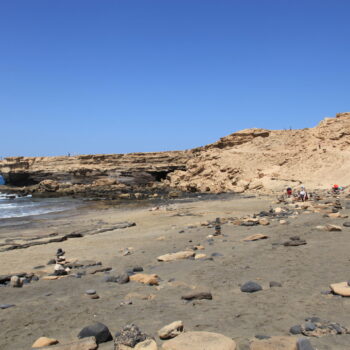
0;193;350;349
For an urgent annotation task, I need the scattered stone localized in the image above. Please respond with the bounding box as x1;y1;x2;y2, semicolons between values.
85;289;96;295
47;259;56;265
157;251;195;262
240;281;262;293
114;324;150;349
269;281;282;288
330;281;350;296
241;221;258;226
161;331;236;350
290;317;349;337
130;273;159;285
122;248;132;256
250;336;296;350
78;322;112;345
133;266;144;272
304;322;316;331
34;337;97;350
158;321;184;339
117;273;130;284
279;219;288;224
104;276;119;283
194;253;206;259
325;224;342;232
259;218;270;225
343;222;350;227
211;252;223;257
10;275;23;288
290;325;302;334
32;337;59;347
243;234;268;242
181;291;213;300
254;335;271;340
0;304;15;309
87;267;112;274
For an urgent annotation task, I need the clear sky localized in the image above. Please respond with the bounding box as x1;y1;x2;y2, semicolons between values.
1;1;349;157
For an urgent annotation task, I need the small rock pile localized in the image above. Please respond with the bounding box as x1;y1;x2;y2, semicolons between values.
290;317;349;337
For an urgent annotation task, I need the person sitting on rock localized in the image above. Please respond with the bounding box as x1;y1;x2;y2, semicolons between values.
332;184;340;194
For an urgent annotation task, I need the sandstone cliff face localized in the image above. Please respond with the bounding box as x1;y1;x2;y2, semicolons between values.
0;151;189;196
1;113;349;196
166;112;350;193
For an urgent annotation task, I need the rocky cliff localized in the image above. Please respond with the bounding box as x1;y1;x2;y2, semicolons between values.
0;151;189;197
166;112;350;194
1;112;349;197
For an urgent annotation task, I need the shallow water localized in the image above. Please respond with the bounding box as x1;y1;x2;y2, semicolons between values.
0;192;81;220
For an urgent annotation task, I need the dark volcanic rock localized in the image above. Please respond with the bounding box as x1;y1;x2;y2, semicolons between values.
114;324;149;348
0;304;15;309
241;221;258;226
290;325;302;334
78;322;112;344
255;335;271;340
343;222;350;227
240;281;262;293
181;291;213;300
304;322;316;331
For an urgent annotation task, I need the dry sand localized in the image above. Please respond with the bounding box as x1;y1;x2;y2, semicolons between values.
1;194;350;349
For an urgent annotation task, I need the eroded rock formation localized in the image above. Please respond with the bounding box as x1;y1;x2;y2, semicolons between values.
1;112;349;197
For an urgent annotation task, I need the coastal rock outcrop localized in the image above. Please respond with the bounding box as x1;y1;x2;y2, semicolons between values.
1;112;350;196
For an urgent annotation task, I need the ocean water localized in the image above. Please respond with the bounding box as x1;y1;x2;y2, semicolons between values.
0;192;80;219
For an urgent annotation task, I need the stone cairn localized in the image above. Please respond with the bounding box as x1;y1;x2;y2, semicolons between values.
54;248;70;276
214;218;221;236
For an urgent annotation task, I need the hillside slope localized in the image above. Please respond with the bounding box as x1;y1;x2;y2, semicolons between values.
166;112;350;193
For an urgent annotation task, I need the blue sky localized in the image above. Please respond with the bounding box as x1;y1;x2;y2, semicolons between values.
0;1;349;157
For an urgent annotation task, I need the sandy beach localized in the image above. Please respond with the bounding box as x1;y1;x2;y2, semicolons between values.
1;194;350;349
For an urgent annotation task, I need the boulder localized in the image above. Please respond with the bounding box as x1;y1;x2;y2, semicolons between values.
78;322;112;344
114;324;149;349
241;281;263;293
162;331;236;350
158;321;184;339
157;251;195;262
330;281;350;296
130;274;159;285
249;336;297;350
243;234;268;242
32;337;59;348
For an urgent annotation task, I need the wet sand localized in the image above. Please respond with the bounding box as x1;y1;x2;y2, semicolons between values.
1;194;350;349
